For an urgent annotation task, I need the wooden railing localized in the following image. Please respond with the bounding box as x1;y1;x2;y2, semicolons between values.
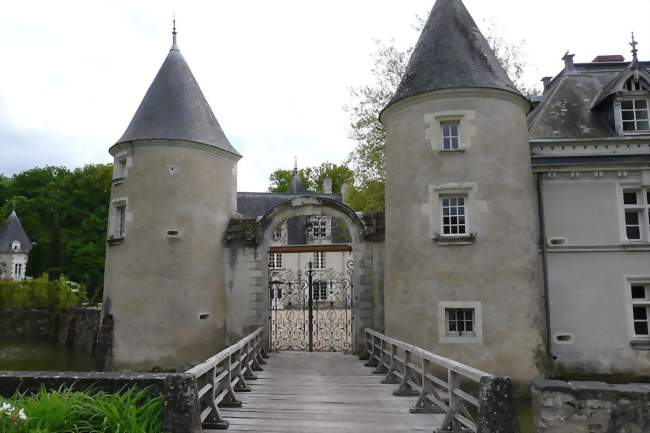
186;328;267;430
362;328;518;433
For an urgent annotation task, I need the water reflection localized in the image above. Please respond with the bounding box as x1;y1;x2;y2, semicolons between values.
0;339;94;372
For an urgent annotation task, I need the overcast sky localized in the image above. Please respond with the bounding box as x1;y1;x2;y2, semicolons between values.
1;0;649;191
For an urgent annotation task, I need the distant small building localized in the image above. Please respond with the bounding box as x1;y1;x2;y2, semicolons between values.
0;210;32;281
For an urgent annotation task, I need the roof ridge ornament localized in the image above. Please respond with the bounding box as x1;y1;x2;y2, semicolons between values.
630;32;639;67
171;13;178;51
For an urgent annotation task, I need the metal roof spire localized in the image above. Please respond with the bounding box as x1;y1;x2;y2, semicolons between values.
171;13;178;50
630;32;639;66
293;156;298;175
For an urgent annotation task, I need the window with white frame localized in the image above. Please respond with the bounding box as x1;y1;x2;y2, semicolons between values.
268;253;282;269
440;196;467;236
312;281;328;301
270;286;283;300
11;241;20;252
311;217;328;238
630;282;650;337
14;263;22;278
273;226;283;240
313;252;326;269
622;188;650;242
621;99;650;132
445;308;475;337
441;121;460;150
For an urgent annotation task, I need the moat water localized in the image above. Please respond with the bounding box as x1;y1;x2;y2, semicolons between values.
0;339;94;372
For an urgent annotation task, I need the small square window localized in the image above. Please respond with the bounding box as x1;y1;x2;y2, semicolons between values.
441;121;460;150
445;308;475;337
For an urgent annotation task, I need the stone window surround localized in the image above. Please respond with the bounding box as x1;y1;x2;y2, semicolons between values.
112;151;132;184
109;197;129;242
624;276;650;349
425;110;476;153
429;183;478;244
616;181;650;244
438;301;483;344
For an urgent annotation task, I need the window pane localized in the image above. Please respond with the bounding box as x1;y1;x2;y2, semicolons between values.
623;122;636;131
624;192;638;205
634;322;649;335
451;137;459;148
637;100;648;109
627;226;641;240
632;285;647;299
448;309;457;320
637;110;649;120
637;121;649;130
625;211;639;225
633;306;648;320
622;100;634;109
465;321;473;332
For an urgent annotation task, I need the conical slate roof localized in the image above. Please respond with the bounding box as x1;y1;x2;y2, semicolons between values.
0;210;32;254
116;35;240;156
387;0;520;109
287;166;308;194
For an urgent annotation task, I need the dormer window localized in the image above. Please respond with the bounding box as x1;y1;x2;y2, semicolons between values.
11;241;20;252
621;100;650;132
624;76;650;92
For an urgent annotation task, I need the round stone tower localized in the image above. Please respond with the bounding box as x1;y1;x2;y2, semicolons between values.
103;26;241;370
382;0;545;382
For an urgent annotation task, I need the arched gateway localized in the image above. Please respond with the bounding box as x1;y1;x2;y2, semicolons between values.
225;195;385;355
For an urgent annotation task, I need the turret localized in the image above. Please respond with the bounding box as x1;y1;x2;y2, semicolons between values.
103;23;241;370
0;210;32;281
382;0;544;383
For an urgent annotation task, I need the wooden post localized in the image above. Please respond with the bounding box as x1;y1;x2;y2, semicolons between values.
393;349;418;397
409;358;443;414
381;343;400;384
219;355;243;409
364;334;379;367
372;337;389;374
202;366;230;430
233;349;252;393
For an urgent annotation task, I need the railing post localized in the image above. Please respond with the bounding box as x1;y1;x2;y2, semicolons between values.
381;343;400;384
372;337;389;374
409;358;444;414
255;334;267;365
243;339;259;381
233;348;252;393
364;334;379;368
359;330;371;361
392;349;419;397
477;376;519;433
251;335;264;372
219;355;243;409
202;366;230;430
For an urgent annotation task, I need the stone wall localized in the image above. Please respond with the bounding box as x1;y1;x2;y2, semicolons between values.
532;380;650;433
0;309;58;339
0;370;201;433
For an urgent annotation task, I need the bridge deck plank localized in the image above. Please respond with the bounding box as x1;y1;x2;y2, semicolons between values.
207;351;443;433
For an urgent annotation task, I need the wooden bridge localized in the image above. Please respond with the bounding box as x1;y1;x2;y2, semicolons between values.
186;329;518;433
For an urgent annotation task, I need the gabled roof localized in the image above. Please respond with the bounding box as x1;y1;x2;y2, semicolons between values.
386;0;520;110
528;61;650;140
0;211;32;254
237;192;342;218
590;64;650;109
116;33;240;157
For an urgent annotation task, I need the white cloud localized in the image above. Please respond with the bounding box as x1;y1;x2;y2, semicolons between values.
1;0;648;190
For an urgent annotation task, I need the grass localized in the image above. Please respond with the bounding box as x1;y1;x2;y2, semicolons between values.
0;386;163;433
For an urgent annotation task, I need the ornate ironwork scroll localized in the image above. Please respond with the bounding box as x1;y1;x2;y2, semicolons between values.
269;259;353;352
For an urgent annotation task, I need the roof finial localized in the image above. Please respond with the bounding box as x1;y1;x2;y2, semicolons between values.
630;32;639;65
293;156;298;175
172;13;178;50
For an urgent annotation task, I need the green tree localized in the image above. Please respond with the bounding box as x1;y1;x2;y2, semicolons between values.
345;22;536;210
269;163;353;194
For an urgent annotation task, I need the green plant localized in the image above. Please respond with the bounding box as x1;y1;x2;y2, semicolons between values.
0;274;88;311
2;386;164;433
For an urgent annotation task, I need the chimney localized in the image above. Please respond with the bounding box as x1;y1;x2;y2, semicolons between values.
323;177;333;194
341;183;350;205
592;55;625;63
541;76;553;92
562;51;576;72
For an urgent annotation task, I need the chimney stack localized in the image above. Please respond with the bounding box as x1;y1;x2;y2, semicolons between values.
323;177;333;194
562;51;576;73
541;76;553;92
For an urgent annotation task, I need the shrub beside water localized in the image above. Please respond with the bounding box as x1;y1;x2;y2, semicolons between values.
0;274;87;310
0;387;163;433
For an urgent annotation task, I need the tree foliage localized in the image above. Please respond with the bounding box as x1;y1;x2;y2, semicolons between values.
269;163;353;194
0;164;112;301
345;22;536;210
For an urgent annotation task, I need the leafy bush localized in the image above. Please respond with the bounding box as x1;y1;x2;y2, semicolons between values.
0;387;163;433
0;274;88;310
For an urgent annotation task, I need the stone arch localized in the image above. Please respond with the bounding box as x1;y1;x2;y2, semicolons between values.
255;196;379;354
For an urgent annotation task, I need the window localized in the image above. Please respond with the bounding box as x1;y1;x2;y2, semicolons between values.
622;188;650;242
446;308;475;337
11;241;20;252
630;283;650;337
312;281;328;301
621;99;650;132
273;227;283;240
311;217;328;238
313;252;326;269
114;157;128;180
441;121;460;150
270;286;283;300
117;205;126;238
441;196;467;236
14;263;22;277
268;253;282;269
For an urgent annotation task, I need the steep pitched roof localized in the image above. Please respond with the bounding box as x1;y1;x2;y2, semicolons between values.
528;61;650;139
116;34;240;156
236;192;342;218
287;168;308;194
387;0;519;109
0;211;32;254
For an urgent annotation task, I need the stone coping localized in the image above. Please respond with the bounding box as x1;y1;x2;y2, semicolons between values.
532;379;650;400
